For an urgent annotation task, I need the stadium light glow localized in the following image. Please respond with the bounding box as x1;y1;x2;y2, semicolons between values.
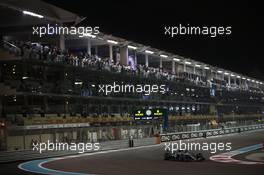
107;40;118;44
160;54;168;58
128;45;137;50
247;78;251;81
23;10;44;18
260;82;263;85
242;77;246;80
224;72;229;75
173;58;180;61
252;80;255;82
83;33;96;38
145;50;154;54
231;74;235;77
74;81;83;85
204;66;210;70
22;76;29;79
185;61;192;65
236;75;241;78
195;64;201;67
217;70;223;73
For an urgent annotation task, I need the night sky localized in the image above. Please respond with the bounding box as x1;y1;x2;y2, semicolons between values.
45;0;263;80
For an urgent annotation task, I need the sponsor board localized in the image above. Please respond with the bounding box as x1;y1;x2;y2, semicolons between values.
181;133;190;139
198;132;204;137
213;131;219;135
160;124;264;142
191;133;198;138
219;130;225;135
161;135;170;142
171;134;181;141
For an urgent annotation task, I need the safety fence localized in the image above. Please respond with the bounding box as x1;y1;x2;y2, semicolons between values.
160;124;264;142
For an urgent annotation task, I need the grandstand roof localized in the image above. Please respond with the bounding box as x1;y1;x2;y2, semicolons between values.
0;0;84;27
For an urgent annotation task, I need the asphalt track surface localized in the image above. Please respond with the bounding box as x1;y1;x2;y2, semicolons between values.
1;130;264;175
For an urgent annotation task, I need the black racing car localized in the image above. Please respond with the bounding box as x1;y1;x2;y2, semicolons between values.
164;150;205;162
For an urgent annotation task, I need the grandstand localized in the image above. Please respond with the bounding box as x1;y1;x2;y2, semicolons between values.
0;0;263;151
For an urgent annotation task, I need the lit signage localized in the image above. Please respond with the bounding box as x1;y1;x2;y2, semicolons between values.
135;110;144;117
153;109;163;116
132;108;166;120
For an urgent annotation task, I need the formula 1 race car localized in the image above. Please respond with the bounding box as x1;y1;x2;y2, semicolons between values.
164;150;205;162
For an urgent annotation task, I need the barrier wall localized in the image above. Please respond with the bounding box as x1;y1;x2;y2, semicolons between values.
160;124;264;142
0;137;157;163
5;125;157;151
